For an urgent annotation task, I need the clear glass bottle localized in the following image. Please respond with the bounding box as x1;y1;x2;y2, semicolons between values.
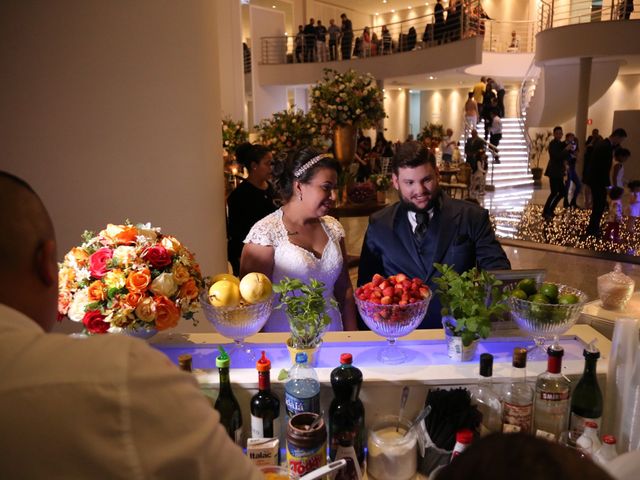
569;344;603;438
214;346;243;446
250;351;280;440
502;347;534;433
471;353;502;435
533;345;571;441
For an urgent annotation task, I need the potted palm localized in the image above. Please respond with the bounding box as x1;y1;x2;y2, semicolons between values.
273;277;338;365
433;264;507;361
529;131;553;186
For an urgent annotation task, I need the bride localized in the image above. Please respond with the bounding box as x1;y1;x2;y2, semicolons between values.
240;147;357;332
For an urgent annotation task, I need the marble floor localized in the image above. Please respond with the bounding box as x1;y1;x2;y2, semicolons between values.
345;182;640;301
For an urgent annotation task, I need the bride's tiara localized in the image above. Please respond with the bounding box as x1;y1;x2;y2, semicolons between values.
293;153;333;178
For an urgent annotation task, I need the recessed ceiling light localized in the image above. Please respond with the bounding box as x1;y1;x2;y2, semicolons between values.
391;9;395;12
429;75;435;80
272;5;276;8
383;0;387;3
375;12;379;15
408;6;412;9
382;88;386;92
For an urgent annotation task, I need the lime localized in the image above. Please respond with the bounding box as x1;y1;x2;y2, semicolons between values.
539;283;559;302
511;289;528;300
517;278;537;296
529;293;550;304
558;293;579;305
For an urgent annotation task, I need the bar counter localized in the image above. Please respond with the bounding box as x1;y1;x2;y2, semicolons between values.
151;325;610;438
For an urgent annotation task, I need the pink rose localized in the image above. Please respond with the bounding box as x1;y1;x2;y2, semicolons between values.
82;310;109;334
89;247;113;278
143;245;172;269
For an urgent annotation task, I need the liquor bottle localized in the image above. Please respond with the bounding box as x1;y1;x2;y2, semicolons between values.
533;345;571;441
214;346;243;446
178;354;193;372
471;353;502;435
285;352;320;418
250;351;281;439
329;353;365;479
502;347;534;433
569;345;603;438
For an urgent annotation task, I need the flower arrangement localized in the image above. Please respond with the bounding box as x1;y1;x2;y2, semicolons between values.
222;117;249;155
369;173;391;192
255;108;324;154
417;122;445;142
58;223;204;335
309;68;385;133
529;131;553;169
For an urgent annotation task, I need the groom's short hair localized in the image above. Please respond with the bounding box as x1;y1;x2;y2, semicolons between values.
392;141;436;174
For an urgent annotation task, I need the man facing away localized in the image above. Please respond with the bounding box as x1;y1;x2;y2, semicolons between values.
542;126;570;221
327;18;340;61
0;171;262;480
357;142;511;329
315;19;328;62
464;91;479;138
340;13;353;60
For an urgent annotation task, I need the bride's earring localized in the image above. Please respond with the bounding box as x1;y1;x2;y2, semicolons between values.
298;193;303;201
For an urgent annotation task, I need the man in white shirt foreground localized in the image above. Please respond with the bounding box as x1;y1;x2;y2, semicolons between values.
0;171;262;480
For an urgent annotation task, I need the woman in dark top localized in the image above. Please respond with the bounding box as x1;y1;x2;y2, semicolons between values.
227;143;277;275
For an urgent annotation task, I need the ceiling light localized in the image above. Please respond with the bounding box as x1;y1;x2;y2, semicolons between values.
272;5;276;8
375;12;379;15
382;88;386;92
383;0;387;3
429;75;435;80
408;6;412;9
391;9;395;12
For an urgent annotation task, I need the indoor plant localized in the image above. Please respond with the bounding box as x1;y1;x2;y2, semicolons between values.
273;276;337;364
221;117;249;157
529;131;553;186
369;173;391;203
433;263;507;361
417;122;445;142
58;222;204;336
255;108;324;155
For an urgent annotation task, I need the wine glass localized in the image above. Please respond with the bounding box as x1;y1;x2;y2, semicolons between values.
355;294;431;364
199;291;274;362
507;283;587;359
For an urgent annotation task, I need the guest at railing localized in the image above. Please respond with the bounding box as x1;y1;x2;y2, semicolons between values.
423;22;434;45
295;25;304;63
316;20;328;62
328;18;340;61
619;0;634;20
445;0;463;43
362;26;372;57
353;36;363;58
340;13;353;60
407;26;418;51
382;25;392;54
371;32;380;56
434;0;446;44
507;30;520;52
303;18;316;62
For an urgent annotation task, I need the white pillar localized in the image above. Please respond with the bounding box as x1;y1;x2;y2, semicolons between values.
293;88;309;112
217;0;246;123
0;0;226;333
575;57;592;175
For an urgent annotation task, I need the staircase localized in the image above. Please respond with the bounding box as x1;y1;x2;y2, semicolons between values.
463;117;533;190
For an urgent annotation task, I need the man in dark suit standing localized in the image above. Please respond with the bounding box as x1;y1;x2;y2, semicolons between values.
584;128;628;237
542;126;569;220
357;142;511;329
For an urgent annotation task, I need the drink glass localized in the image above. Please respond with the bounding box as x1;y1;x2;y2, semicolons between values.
367;415;418;480
259;466;299;480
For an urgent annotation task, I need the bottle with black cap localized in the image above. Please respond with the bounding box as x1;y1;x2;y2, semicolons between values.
502;347;534;433
471;353;502;435
569;342;603;437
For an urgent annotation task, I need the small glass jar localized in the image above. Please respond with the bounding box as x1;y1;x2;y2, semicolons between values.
367;415;418;480
259;465;299;480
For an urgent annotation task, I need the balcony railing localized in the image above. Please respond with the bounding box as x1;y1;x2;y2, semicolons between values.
539;0;639;30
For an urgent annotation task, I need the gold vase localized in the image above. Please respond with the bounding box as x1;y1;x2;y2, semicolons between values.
332;124;357;168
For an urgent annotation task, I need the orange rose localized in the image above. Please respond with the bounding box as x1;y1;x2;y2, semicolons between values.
154;296;180;331
172;264;190;285
58;267;75;290
126;268;151;293
64;247;90;266
58;290;73;315
178;278;199;301
114;226;138;245
87;280;106;302
124;291;144;308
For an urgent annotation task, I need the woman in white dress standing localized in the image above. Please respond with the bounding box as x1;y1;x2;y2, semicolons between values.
240;148;358;332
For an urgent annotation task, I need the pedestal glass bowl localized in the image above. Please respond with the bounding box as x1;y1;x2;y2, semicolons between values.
507;283;587;358
355;294;431;364
199;291;274;361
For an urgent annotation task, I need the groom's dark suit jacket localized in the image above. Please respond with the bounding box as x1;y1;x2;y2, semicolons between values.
357;194;511;329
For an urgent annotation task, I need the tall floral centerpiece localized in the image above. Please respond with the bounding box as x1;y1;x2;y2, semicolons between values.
255;108;324;155
222;117;249;157
58;223;204;336
309;68;385;167
529;131;553;186
370;173;391;203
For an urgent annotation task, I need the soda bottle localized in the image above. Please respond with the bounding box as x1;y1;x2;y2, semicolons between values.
329;353;365;479
285;352;320;418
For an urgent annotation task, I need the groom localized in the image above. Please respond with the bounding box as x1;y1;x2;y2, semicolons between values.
357;142;511;329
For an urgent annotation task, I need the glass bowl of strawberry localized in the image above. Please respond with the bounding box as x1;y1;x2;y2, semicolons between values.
355;274;432;364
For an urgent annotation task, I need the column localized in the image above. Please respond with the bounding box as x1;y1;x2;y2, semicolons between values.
0;0;226;333
217;0;247;123
575;57;592;181
293;88;309;112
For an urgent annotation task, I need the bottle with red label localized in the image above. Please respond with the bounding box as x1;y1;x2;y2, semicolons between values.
533;345;571;440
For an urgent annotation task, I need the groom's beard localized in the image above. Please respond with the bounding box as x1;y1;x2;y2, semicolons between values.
398;187;440;214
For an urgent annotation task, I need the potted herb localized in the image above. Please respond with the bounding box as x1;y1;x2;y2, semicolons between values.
529;131;553;186
273;277;338;364
433;264;507;361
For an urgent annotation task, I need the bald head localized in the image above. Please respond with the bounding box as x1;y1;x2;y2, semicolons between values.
0;172;58;330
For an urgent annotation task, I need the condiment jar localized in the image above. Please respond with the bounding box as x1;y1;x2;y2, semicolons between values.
287;413;326;478
367;415;417;480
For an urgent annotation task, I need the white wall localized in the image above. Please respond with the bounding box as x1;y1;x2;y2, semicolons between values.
309;0;371;33
218;0;246;122
0;0;227;333
383;89;409;143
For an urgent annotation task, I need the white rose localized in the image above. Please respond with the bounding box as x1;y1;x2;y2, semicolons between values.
136;225;158;242
112;246;136;266
135;297;157;322
149;272;178;297
68;289;90;322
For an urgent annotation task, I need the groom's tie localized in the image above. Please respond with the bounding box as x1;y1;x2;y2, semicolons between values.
414;212;429;243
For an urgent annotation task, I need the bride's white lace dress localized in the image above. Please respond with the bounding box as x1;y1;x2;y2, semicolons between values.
244;208;344;332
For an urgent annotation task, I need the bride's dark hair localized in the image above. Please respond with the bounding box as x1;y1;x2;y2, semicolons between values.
272;147;340;201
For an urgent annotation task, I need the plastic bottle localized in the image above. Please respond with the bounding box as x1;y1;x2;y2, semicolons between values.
285;352;320;418
576;421;602;455
593;435;618;465
622;345;640;450
451;429;474;460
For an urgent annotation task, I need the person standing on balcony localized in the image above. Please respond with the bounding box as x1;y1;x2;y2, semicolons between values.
295;25;304;63
362;26;372;57
382;25;392;54
303;18;316;62
585;128;627;237
340;13;353;60
543;126;569;221
316;20;328;62
434;0;445;45
464;92;479;137
328;19;340;61
619;0;634;20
